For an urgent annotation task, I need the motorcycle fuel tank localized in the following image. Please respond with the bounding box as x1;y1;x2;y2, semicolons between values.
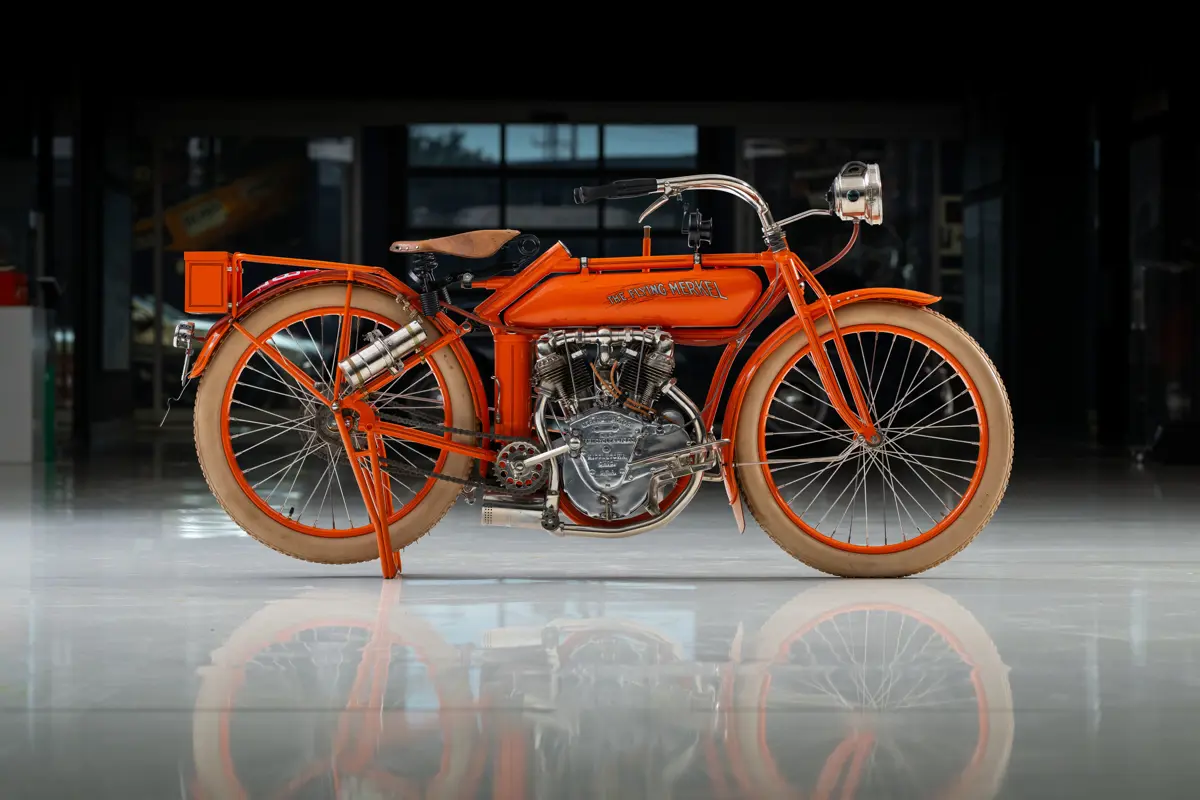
502;268;762;329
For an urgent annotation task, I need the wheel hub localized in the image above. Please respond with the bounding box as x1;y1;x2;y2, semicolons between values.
313;406;344;447
304;405;363;462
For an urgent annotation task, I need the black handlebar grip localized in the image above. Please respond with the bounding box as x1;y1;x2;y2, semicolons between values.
573;178;659;204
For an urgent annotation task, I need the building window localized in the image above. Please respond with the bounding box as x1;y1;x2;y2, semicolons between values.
403;124;699;260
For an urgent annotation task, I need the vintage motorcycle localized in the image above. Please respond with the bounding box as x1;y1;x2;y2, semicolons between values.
173;162;1013;579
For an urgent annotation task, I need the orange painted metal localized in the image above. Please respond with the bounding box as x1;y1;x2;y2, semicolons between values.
183;251;232;314
473;242;577;324
492;333;534;440
503;268;763;329
701;340;750;530
335;414;399;578
332;282;356;396
373;419;497;463
717;287;941;496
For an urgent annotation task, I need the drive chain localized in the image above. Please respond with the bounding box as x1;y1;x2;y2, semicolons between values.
372;412;539;491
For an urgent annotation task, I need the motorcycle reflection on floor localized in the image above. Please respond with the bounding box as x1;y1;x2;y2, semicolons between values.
189;580;1013;799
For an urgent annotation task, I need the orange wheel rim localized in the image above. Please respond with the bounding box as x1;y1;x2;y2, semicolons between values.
221;306;451;538
757;323;989;554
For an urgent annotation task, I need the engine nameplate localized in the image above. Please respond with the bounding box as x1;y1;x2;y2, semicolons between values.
572;408;646;491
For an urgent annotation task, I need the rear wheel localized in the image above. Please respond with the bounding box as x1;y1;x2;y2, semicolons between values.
194;284;477;564
735;302;1013;578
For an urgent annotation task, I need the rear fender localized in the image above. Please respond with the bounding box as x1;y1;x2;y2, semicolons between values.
719;288;940;506
186;269;491;435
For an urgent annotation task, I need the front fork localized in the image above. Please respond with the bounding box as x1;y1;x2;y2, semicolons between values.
773;249;879;443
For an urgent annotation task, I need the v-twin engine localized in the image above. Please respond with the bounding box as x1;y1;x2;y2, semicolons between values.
530;328;700;522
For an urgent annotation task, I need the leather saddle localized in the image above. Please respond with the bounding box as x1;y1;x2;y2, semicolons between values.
389;229;520;259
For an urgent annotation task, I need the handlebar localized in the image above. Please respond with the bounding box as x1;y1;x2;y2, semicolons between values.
573;178;659;204
572;163;882;252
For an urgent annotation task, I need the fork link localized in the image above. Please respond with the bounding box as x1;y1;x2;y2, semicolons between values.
777;250;878;440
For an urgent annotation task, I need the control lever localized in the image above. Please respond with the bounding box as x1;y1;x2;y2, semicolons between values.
637;193;675;224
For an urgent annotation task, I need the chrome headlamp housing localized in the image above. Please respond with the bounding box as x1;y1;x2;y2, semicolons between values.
830;161;884;225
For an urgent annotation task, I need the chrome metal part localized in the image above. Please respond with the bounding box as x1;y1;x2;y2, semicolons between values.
516;437;577;472
532;396;564;533
531;337;722;536
628;165;883;250
494;441;549;495
831;161;884;225
535;327;676;421
776;208;833;228
628;438;730;470
538;327;673;351
173;321;196;386
555;406;693;520
172;320;196;350
480;492;547;529
336;320;427;391
641;174;779;238
543;380;711;537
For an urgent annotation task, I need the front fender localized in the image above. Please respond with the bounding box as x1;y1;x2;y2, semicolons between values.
185;269;491;436
719;288;940;508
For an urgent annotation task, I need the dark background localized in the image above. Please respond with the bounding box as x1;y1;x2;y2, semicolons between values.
3;71;1194;463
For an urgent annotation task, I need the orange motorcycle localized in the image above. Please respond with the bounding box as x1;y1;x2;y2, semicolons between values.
174;163;1013;579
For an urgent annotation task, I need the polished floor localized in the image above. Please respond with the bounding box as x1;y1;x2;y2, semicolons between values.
3;445;1200;799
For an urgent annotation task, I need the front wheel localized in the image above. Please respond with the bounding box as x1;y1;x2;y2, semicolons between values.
735;302;1013;578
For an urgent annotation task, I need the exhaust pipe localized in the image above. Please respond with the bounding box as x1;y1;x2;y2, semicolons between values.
480;492;546;530
337;320;427;390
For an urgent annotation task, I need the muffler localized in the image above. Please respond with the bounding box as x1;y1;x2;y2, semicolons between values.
337;320;427;390
480;492;546;530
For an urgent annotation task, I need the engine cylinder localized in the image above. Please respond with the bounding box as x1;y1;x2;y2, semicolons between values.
636;350;675;406
566;347;593;401
533;350;569;399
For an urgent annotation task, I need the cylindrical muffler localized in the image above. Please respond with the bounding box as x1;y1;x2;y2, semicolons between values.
337;320;427;390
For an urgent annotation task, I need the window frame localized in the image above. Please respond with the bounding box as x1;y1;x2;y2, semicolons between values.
403;124;700;257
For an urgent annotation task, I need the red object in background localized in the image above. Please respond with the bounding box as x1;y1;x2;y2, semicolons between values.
0;268;29;306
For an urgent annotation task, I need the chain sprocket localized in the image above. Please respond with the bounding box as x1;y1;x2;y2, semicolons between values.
493;441;549;494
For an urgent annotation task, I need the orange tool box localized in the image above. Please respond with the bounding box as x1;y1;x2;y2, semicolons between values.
183;251;232;314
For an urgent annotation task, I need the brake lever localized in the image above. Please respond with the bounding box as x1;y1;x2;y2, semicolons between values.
637;191;677;224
